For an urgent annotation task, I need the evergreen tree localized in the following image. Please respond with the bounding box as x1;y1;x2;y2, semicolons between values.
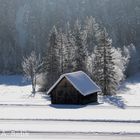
65;22;75;72
112;48;127;85
84;16;100;76
57;29;68;74
73;19;87;72
84;16;99;54
45;26;60;89
93;28;118;95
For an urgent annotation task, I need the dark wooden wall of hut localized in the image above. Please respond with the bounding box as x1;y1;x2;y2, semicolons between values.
50;78;97;105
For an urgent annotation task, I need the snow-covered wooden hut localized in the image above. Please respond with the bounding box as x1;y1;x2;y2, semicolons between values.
47;71;101;105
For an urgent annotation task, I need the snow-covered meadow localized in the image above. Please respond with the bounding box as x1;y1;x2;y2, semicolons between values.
0;74;140;139
0;74;140;107
0;75;48;105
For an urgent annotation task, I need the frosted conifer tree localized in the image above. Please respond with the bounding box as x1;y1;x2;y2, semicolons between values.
93;28;118;95
112;48;127;85
84;16;99;54
73;20;87;72
45;26;60;89
65;22;76;72
57;29;65;74
86;51;95;78
57;29;69;74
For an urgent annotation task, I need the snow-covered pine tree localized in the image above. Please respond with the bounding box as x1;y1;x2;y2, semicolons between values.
64;22;76;72
112;48;127;85
45;26;60;89
92;46;102;84
57;29;66;74
86;51;95;78
84;16;99;54
73;19;87;72
84;17;100;76
93;28;118;95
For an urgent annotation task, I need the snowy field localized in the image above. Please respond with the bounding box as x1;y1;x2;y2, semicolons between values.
0;74;140;139
0;75;48;105
119;74;140;107
0;74;140;107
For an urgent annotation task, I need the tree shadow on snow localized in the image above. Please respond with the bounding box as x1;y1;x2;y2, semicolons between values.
103;96;126;109
0;75;30;86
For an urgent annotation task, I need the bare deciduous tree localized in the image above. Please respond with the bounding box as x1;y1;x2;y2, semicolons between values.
22;51;42;96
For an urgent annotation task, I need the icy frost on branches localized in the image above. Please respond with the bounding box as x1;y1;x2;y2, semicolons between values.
92;29;123;95
22;51;41;95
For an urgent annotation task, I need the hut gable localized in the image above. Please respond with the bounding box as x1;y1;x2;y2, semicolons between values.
47;71;101;96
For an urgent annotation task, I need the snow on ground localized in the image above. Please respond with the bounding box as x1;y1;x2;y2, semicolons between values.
0;75;48;105
0;74;140;122
98;73;140;108
119;73;140;107
0;74;140;107
0;106;139;122
1;134;140;140
0;120;139;134
0;74;140;137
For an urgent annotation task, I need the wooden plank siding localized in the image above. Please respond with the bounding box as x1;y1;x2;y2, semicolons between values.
50;77;97;105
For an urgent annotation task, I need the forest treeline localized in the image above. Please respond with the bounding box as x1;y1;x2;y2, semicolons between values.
0;0;140;74
22;16;139;95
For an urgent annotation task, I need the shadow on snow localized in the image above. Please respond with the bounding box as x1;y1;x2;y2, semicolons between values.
103;96;126;109
49;102;102;109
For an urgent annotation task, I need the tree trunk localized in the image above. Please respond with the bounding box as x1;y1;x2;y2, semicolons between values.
31;76;36;95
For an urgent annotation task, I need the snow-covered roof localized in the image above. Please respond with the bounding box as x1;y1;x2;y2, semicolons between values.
47;71;101;96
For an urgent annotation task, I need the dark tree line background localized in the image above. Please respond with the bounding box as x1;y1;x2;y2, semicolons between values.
0;0;140;74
